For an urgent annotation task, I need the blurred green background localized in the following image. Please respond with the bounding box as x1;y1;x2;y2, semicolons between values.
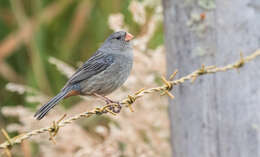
0;0;163;128
0;0;168;156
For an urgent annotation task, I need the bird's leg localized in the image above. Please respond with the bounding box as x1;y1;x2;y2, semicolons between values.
93;93;114;104
93;93;121;113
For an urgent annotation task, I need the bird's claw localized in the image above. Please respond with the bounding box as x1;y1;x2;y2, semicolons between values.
108;102;122;113
95;102;122;115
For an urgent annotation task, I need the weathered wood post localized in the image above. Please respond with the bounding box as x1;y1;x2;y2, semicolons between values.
163;0;260;157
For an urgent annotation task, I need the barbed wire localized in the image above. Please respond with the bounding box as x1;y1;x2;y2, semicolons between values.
0;49;259;152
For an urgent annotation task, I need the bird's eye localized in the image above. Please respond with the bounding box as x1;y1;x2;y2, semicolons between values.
116;36;121;40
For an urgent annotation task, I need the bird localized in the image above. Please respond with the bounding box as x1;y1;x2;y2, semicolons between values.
34;31;134;120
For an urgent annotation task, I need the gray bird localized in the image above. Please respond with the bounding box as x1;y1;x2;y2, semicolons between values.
34;31;134;120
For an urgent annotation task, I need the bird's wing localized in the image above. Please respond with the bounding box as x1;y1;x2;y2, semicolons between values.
65;51;114;86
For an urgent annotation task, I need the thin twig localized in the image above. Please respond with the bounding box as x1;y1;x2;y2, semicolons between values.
0;49;259;149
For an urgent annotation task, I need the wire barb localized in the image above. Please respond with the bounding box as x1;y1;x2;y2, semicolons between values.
234;52;245;69
169;70;178;80
127;95;136;112
1;129;13;157
161;76;175;99
1;129;12;148
48;114;67;144
198;64;206;75
125;88;145;112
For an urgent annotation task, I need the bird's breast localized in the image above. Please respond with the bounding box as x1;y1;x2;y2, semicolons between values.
80;52;133;96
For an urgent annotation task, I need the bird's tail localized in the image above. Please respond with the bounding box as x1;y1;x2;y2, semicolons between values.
34;90;69;120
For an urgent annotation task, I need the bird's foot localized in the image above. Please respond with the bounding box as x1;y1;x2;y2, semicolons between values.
108;102;122;114
93;93;122;114
104;99;122;114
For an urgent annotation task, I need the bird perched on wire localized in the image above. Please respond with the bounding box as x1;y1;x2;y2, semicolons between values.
34;31;134;120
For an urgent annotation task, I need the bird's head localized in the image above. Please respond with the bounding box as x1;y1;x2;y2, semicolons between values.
101;31;134;50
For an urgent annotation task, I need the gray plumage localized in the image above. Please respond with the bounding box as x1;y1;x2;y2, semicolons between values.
34;31;133;120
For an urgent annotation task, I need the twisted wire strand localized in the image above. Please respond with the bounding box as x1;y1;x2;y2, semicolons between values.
0;49;259;149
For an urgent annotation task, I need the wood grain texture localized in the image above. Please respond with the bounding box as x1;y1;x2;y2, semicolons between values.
163;0;260;157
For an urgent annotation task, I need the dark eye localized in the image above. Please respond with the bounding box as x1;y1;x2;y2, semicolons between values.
116;36;121;40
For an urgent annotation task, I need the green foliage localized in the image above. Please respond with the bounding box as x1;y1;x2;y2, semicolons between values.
0;0;10;8
148;21;164;50
0;19;11;39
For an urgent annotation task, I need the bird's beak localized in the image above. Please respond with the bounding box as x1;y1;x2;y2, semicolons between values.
125;32;134;42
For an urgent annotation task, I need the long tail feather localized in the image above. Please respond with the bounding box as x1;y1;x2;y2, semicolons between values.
34;90;69;120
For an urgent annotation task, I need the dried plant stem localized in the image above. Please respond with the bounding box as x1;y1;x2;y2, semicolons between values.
0;49;259;149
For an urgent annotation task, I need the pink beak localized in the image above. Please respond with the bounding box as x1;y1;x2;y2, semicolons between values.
125;32;134;42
